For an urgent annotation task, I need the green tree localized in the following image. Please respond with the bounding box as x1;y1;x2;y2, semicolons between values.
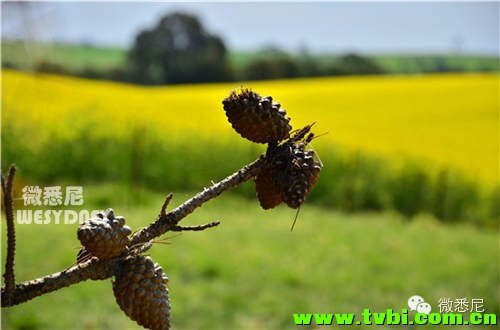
335;53;384;75
243;47;300;80
127;12;231;84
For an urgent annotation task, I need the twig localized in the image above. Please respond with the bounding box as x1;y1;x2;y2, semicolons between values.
1;156;266;307
130;155;265;246
2;165;17;305
128;240;154;255
160;193;173;217
172;221;220;232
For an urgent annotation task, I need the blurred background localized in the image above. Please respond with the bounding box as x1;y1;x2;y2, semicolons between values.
1;1;498;329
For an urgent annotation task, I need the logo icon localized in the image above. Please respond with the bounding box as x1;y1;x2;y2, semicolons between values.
408;295;432;315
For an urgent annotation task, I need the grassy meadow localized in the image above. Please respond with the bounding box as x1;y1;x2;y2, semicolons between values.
1;185;498;329
2;41;126;72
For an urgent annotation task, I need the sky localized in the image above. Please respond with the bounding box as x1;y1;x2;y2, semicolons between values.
2;1;499;55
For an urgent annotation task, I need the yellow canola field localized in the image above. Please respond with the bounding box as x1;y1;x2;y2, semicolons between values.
2;70;498;183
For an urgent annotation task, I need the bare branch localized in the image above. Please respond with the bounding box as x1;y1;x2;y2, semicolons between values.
130;155;265;246
160;193;173;217
1;258;115;307
2;165;17;305
1;156;266;307
128;240;154;255
172;221;220;232
76;247;93;264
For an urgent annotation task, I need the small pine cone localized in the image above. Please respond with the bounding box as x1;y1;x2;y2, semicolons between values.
255;165;283;209
113;255;171;330
281;146;322;209
77;209;131;260
255;143;292;209
222;89;292;143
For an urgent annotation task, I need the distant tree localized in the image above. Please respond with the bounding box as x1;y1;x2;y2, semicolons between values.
296;46;322;77
33;60;67;75
127;12;231;84
243;46;300;80
244;57;300;80
336;53;384;75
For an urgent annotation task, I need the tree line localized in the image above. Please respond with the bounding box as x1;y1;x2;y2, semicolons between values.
87;12;386;84
5;12;498;85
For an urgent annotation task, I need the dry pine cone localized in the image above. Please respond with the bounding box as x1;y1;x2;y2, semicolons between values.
113;255;171;330
77;208;131;260
255;164;283;209
281;145;322;208
256;128;322;209
255;143;290;209
223;89;292;143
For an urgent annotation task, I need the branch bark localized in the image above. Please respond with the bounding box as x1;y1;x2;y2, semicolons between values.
1;156;266;307
2;165;17;305
1;258;115;306
129;155;265;246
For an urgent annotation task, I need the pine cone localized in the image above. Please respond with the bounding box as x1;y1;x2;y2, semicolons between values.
77;209;131;260
113;255;171;330
222;89;292;143
255;164;283;209
255;143;291;209
281;145;322;209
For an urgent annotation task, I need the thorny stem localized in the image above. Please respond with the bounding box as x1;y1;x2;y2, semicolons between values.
2;165;17;305
1;156;266;307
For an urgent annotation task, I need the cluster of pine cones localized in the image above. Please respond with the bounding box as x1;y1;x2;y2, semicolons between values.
74;89;322;330
77;209;170;330
223;88;322;210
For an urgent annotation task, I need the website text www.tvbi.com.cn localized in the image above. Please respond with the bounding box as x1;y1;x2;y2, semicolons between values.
293;309;496;326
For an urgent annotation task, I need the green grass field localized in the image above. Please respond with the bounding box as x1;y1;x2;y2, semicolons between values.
232;50;499;73
371;54;499;73
1;184;498;329
3;40;498;75
2;41;126;72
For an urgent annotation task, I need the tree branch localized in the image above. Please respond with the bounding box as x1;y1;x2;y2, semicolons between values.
129;155;265;246
1;156;266;307
2;165;17;305
1;258;115;306
172;221;220;232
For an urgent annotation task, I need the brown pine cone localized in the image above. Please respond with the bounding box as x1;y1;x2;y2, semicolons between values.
256;125;322;210
222;89;292;143
255;143;292;209
77;209;131;260
113;255;171;330
255;164;283;209
281;145;322;209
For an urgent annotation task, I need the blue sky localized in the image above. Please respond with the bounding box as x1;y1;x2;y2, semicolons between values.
2;1;498;55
